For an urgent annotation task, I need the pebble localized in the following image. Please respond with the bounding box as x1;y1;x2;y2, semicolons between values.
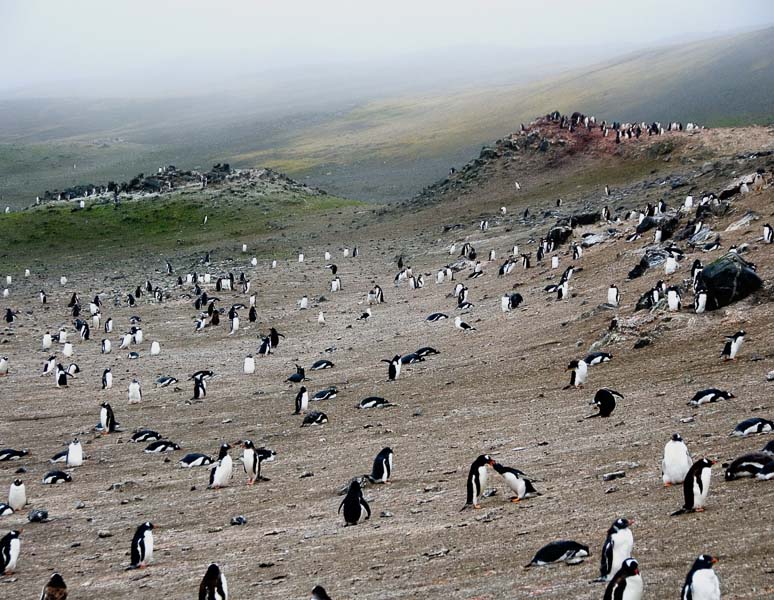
602;471;626;481
75;501;85;509
97;530;113;538
380;511;393;518
767;370;774;382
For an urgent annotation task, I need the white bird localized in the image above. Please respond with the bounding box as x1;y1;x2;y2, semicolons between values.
242;244;247;252
271;259;277;269
662;433;692;486
454;316;475;332
128;379;142;404
667;287;681;311
101;339;112;354
251;257;258;266
150;341;161;356
133;327;143;344
60;276;67;286
325;251;331;260
58;329;68;344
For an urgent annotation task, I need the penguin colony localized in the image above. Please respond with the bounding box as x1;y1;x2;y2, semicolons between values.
0;114;771;598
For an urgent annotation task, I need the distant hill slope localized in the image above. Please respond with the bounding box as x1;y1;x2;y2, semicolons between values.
0;28;771;206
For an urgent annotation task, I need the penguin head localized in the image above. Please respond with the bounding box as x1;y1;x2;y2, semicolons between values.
611;517;633;531
311;585;332;600
100;401;110;409
620;558;639;576
12;479;22;487
566;359;580;371
242;440;255;450
671;433;683;442
694;554;718;569
47;573;66;588
204;563;222;579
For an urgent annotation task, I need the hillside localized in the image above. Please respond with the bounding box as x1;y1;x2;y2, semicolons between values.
0;119;772;598
1;28;772;207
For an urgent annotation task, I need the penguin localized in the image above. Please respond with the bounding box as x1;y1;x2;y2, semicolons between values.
357;308;371;322
119;333;132;349
694;287;708;313
0;530;21;575
150;341;160;356
667;286;681;311
302;411;328;426
156;376;177;388
199;563;228;600
0;449;28;462
603;558;643;600
228;312;239;335
41;356;56;376
3;308;16;324
681;554;720;600
584;352;612;366
310;359;334;370
104;317;113;333
64;439;83;467
367;447;394;484
66;363;79;376
317;310;325;325
426;312;448;323
764;223;773;244
382;355;402;381
311;585;332;600
40;572;68;600
62;342;73;357
572;244;582;260
689;388;735;406
464;454;495;509
42;470;72;484
723;452;773;480
286;365;306;383
400;353;424;365
257;336;272;356
131;430;162;443
243;355;255;374
8;479;26;510
128;379;142;404
586;388;623;418
241;440;261;484
179;453;214;468
0;357;8;377
454;316;475;332
313;387;338;401
691;259;703;287
415;347;440;358
55;364;71;387
598;518;634;582
731;417;774;437
338;479;371;526
128;522;154;569
607;285;619;306
192;375;207;400
101;338;112;354
525;540;590;567
662;433;693;486
40;290;48;305
0;504;13;516
208;443;233;489
358;396;390;409
720;330;745;361
492;462;540;502
144;441;180;453
100;401;117;434
294;386;309;414
42;332;52;350
269;327;285;348
672;458;714;515
101;368;113;390
565;359;588;389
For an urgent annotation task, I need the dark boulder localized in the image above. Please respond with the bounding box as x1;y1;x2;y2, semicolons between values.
546;225;573;247
700;253;762;310
570;212;601;228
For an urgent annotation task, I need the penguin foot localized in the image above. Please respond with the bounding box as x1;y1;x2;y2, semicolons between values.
247;480;254;486
695;507;705;512
664;482;672;487
473;504;482;509
258;476;270;482
509;497;520;503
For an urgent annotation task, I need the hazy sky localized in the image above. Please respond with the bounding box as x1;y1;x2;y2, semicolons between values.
1;0;772;94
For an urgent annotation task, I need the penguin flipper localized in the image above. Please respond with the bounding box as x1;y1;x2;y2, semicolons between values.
584;413;601;419
670;507;690;517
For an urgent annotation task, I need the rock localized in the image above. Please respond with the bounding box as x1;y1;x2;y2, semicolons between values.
725;210;759;231
75;501;86;509
767;371;774;382
546;225;573;247
700;253;762;310
230;515;248;526
97;530;113;538
570;212;601;228
380;511;393;518
28;509;49;522
633;338;652;349
601;471;626;481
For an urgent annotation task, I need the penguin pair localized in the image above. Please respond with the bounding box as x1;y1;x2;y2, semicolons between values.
241;440;275;484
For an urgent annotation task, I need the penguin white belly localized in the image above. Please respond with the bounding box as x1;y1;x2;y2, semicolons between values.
730;338;743;359
213;456;233;487
694;469;711;509
143;531;154;564
622;575;644;600
100;407;108;430
244;358;255;374
243;452;256;479
503;472;526;497
610;530;633;578
7;537;20;570
8;487;25;510
663;443;692;484
607;289;618;305
691;570;720;600
68;445;83;467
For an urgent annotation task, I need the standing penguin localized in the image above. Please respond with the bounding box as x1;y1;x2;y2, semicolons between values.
694;286;708;313
463;454;495;509
311;585;332;600
367;447;394;484
0;357;7;377
565;359;588;389
100;401;117;434
382;355;402;381
763;223;772;244
241;440;260;485
243;355;255;374
338;479;371;526
102;368;113;390
192;374;207;400
128;379;142;404
0;530;21;575
128;522;154;569
40;572;68;600
598;518;635;582
55;364;70;387
294;386;309;415
65;438;83;467
720;330;745;361
662;433;693;486
208;443;233;489
672;458;714;515
8;479;26;511
603;558;643;600
667;286;682;311
607;284;620;306
199;563;228;600
681;554;720;600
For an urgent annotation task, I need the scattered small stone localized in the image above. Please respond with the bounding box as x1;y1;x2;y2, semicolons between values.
424;548;450;558
605;486;619;494
28;509;49;523
14;467;26;474
222;418;232;424
258;562;274;568
380;511;393;518
75;501;85;509
680;416;695;423
207;527;223;533
300;472;314;478
750;354;764;362
70;542;81;548
230;515;247;526
413;408;423;417
767;370;774;382
633;338;651;349
602;471;626;481
264;529;285;536
97;530;113;538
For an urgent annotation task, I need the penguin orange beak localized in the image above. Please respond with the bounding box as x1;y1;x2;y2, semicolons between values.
633;568;639;575
488;459;495;466
711;557;718;564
